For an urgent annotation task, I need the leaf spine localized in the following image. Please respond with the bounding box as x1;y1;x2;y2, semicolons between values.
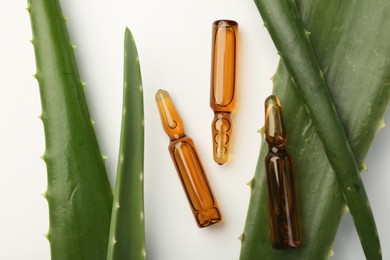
81;81;86;89
238;233;245;242
41;191;48;199
270;73;277;86
361;163;368;172
247;178;256;189
40;153;46;161
305;30;312;39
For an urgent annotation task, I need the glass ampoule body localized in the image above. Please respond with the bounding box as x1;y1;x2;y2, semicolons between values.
264;95;301;249
156;89;221;228
210;20;238;165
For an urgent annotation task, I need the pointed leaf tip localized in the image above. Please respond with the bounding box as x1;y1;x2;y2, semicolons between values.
124;27;133;40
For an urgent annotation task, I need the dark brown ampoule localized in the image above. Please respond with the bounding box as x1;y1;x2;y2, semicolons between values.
155;89;221;228
210;20;238;165
264;95;301;249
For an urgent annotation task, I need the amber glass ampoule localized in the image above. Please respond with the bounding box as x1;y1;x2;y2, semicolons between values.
264;95;301;249
210;20;238;165
155;89;221;228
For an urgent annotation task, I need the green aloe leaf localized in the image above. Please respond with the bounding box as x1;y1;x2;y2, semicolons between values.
107;28;145;260
240;0;390;259
249;0;380;258
28;0;113;259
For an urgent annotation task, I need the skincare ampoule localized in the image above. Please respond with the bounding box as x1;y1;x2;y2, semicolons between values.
264;95;301;249
156;89;221;228
210;20;238;165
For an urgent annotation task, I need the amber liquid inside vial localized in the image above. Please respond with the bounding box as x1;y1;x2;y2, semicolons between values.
210;20;238;165
264;95;301;249
156;89;221;228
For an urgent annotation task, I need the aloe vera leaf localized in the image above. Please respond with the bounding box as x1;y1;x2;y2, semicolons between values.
240;0;390;259
250;0;381;258
27;1;113;259
107;28;145;260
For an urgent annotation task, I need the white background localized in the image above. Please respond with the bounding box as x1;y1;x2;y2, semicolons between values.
0;0;389;259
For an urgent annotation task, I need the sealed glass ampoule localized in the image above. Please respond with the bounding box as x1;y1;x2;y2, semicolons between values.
210;20;238;165
264;95;301;249
155;89;221;228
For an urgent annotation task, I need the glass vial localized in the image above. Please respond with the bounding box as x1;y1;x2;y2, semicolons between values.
156;89;222;228
210;20;238;165
264;95;301;249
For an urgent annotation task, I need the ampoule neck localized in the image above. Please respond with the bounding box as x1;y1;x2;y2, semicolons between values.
170;133;186;141
268;143;286;154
